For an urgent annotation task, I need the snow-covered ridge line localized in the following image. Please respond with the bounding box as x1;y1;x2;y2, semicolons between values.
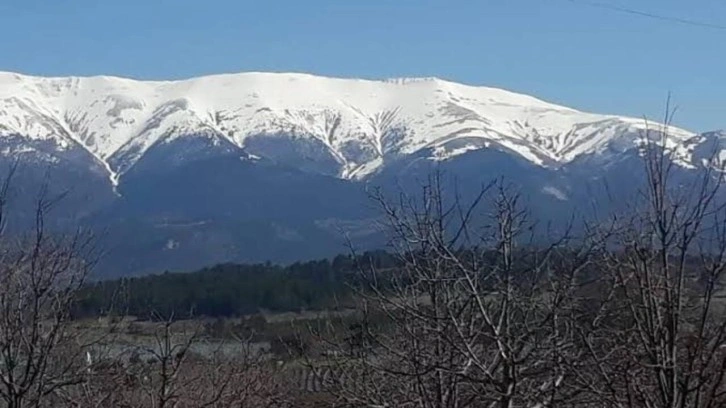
0;70;698;183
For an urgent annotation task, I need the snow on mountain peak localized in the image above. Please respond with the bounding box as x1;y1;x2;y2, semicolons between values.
0;70;700;183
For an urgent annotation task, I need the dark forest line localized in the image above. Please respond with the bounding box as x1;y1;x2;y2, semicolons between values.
73;250;398;319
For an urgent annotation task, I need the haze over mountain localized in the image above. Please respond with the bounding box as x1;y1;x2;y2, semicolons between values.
0;71;723;276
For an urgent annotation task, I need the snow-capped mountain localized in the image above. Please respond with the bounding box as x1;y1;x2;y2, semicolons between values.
0;71;708;185
0;71;722;276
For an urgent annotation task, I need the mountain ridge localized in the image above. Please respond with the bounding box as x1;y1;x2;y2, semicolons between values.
0;70;705;188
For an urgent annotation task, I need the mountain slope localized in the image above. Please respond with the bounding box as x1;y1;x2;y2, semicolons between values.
0;71;705;183
0;71;722;276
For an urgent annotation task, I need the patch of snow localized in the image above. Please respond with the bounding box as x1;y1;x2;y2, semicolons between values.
431;143;483;160
346;157;384;180
542;185;568;201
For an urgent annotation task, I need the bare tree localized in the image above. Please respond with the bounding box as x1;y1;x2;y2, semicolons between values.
307;173;601;408
0;166;100;408
576;106;726;408
0;162;291;408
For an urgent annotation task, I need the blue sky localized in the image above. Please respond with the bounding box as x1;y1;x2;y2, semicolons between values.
0;0;724;131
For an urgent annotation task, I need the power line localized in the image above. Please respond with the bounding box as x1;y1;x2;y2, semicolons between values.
565;0;726;31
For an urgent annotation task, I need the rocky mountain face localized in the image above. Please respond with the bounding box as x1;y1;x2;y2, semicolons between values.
0;71;722;276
